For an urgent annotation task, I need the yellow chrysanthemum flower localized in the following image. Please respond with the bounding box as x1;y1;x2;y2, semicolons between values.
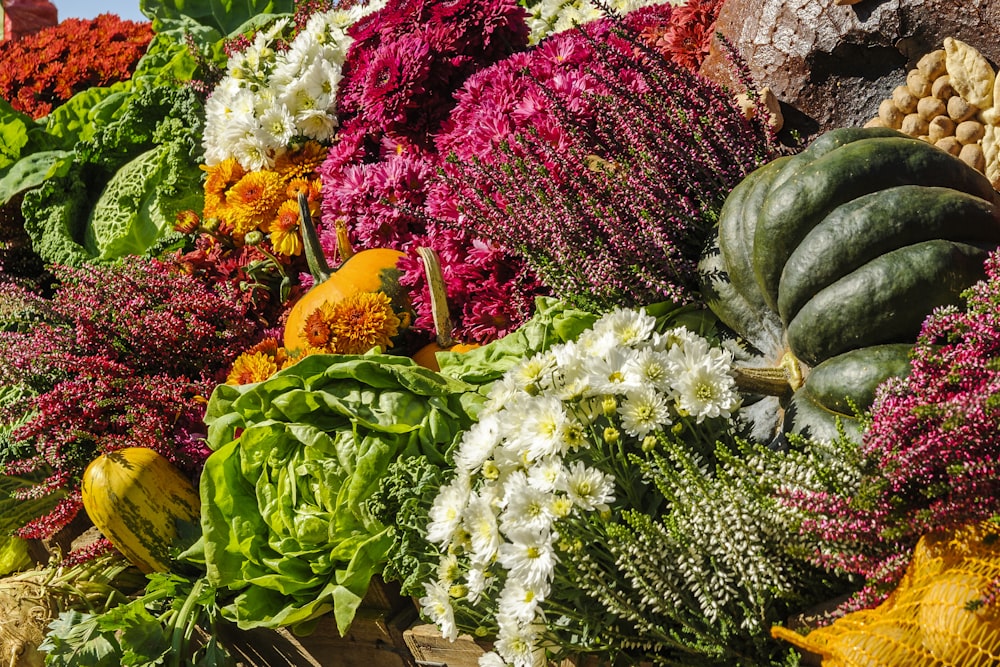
202;158;245;197
269;199;304;256
226;169;285;236
274;141;327;182
226;351;278;385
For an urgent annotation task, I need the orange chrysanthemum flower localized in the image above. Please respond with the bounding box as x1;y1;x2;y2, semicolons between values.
243;337;290;368
203;158;245;197
328;292;401;355
226;350;278;385
274;140;327;182
269;199;304;256
173;209;201;234
301;303;337;351
227;169;285;236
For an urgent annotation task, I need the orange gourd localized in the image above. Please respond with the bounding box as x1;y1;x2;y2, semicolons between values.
282;193;412;354
412;246;480;372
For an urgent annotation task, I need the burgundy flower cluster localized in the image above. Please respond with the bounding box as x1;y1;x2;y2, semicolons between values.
0;257;269;539
428;5;776;311
0;14;153;118
783;249;1000;607
317;0;543;344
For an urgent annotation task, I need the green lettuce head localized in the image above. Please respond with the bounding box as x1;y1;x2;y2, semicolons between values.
200;352;483;635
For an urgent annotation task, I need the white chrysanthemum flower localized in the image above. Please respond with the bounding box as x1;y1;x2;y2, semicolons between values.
464;492;501;564
512;394;571;461
500;471;556;535
453;412;502;474
508;351;558;394
427;474;472;546
465;561;492;603
482;372;523;416
497;526;558;590
558;460;616;512
617;386;672;438
662;326;710;356
590;307;656;349
437;552;461;585
527;455;565;493
581;346;642;397
420;579;458;642
231;126;274;172
498;578;546;624
624;346;675;393
573;326;616;359
672;350;741;422
494;615;546;667
258;104;296;150
478;652;507;667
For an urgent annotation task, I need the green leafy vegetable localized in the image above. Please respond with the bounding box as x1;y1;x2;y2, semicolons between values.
20;85;205;265
200;352;483;635
140;0;295;37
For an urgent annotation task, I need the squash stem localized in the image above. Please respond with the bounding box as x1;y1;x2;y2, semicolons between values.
732;351;804;396
334;217;356;263
732;365;794;397
418;247;456;348
297;192;331;284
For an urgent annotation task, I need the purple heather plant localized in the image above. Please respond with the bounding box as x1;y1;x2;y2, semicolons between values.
780;248;1000;609
427;5;778;311
0;257;268;539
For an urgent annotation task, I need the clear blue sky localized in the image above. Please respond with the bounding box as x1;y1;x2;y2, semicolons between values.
51;1;149;23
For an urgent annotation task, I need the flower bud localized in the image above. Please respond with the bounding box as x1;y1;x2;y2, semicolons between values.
244;230;264;246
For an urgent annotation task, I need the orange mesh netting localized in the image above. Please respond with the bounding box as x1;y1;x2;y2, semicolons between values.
771;521;1000;667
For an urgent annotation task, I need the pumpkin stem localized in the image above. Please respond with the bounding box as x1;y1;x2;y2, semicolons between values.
334;217;355;263
417;246;456;348
297;192;331;284
732;352;804;397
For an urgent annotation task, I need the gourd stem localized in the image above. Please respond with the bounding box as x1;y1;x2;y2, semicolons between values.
334;217;355;263
417;247;456;348
732;351;805;396
297;192;331;284
732;366;793;397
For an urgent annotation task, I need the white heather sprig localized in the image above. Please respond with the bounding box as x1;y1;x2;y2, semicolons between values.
421;307;742;667
202;2;386;169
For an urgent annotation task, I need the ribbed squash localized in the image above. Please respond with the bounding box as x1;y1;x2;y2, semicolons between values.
81;447;200;573
282;193;412;354
699;127;1000;441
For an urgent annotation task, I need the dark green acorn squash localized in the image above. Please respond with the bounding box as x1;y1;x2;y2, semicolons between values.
699;127;1000;442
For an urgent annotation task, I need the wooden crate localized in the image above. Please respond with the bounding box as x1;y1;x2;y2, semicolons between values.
403;622;490;667
221;578;420;667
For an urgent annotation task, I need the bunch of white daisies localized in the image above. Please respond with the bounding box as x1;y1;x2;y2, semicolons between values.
201;1;386;170
420;306;742;667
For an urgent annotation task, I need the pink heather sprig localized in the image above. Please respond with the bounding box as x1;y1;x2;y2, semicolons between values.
16;492;83;541
0;257;269;539
61;537;118;568
781;249;1000;606
428;7;776;311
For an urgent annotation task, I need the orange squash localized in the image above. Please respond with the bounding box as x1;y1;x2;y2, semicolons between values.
282;193;412;354
412;246;480;372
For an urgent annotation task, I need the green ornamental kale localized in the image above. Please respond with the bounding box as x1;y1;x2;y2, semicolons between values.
20;84;205;266
200;352;484;635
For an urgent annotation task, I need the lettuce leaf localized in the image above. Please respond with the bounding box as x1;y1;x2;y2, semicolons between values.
200;353;483;634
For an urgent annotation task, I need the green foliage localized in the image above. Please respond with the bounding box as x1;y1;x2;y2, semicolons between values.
40;574;232;667
140;0;295;37
561;434;857;666
20;85;205;266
